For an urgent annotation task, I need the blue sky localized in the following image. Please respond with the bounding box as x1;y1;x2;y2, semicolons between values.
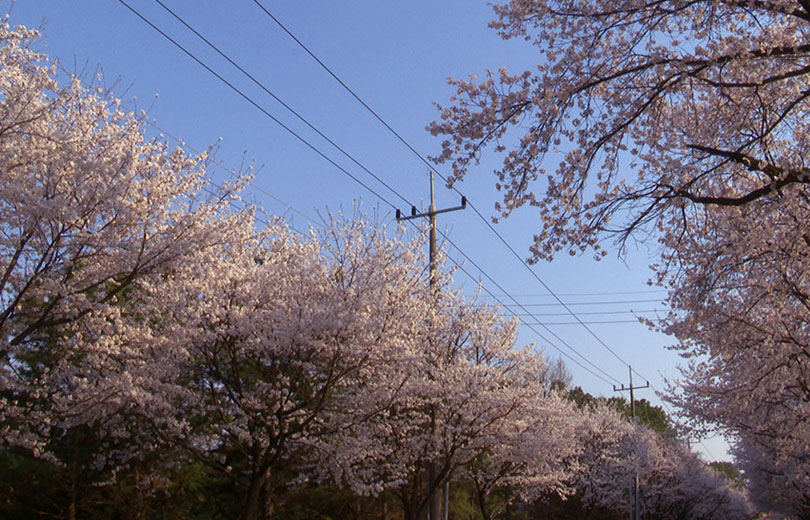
4;0;730;461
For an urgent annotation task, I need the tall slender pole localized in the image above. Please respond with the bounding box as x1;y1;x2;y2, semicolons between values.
429;170;437;288
444;480;449;520
427;171;440;520
627;365;640;520
614;365;649;520
397;171;466;520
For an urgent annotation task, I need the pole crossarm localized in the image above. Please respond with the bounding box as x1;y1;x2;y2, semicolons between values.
613;381;650;393
396;197;466;221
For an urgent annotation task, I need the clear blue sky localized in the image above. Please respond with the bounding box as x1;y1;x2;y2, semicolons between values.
4;0;731;461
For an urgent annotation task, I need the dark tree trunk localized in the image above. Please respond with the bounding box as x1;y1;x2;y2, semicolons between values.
241;466;271;520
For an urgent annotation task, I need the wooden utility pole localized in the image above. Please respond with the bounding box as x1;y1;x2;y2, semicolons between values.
613;366;649;520
396;170;465;520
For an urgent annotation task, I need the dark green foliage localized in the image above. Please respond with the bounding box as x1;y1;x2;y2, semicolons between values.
0;445;234;520
709;461;745;489
532;493;628;520
567;386;677;438
0;448;65;519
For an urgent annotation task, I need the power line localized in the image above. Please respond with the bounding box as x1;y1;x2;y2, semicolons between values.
441;250;619;387
501;299;665;307
117;1;650;392
52;61;307;238
465;200;644;370
150;0;412;211
62;6;633;396
524;320;652;325
148;0;644;389
117;0;398;212
439;231;621;386
144;117;320;228
645;381;721;461
250;0;428;169
514;309;663;317
488;290;667;297
57;60;320;238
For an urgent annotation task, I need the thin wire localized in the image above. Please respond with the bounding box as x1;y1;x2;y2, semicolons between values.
56;61;315;238
501;299;665;307
119;0;625;388
250;1;653;379
151;0;412;210
466;200;644;369
145;119;320;227
117;0;398;212
250;0;428;168
646;381;720;461
515;309;663;317
440;231;622;386
440;249;618;387
489;290;667;297
521;320;649;325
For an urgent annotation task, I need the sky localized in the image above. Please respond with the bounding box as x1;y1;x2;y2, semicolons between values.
4;0;731;461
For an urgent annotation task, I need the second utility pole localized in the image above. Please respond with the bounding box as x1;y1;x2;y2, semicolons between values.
613;366;650;520
396;170;465;520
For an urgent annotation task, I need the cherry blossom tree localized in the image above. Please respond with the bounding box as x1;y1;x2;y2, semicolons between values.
309;279;579;520
638;428;753;519
115;216;441;520
734;433;809;517
430;0;810;260
568;403;639;515
566;403;752;519
461;392;579;520
0;18;248;461
657;188;810;516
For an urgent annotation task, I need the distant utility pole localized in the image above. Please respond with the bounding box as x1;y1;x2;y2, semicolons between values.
396;170;465;520
614;365;649;520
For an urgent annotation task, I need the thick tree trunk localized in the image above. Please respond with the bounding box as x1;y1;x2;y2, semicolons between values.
67;496;76;520
398;481;424;520
67;431;79;520
241;466;271;520
428;462;441;520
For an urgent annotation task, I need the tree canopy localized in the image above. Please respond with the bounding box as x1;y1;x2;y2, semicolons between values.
430;0;810;260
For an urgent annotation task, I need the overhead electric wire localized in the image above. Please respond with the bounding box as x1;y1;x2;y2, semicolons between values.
251;2;660;385
150;0;412;211
149;121;310;235
502;299;665;307
148;0;640;386
522;320;649;325
490;289;667;297
145;118;320;228
515;309;662;317
648;384;719;461
117;0;397;213
440;248;619;387
250;0;428;168
439;231;622;386
53;60;309;237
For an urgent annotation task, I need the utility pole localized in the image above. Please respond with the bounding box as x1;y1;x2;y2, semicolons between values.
613;366;649;520
397;170;465;520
